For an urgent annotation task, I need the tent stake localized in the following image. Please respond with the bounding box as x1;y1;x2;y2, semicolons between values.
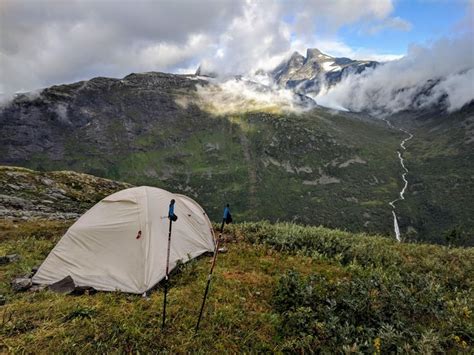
195;221;225;333
162;218;172;329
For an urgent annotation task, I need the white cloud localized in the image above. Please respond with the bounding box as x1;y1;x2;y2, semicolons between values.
0;0;243;93
133;34;212;69
1;0;410;93
198;0;405;76
289;0;394;36
433;68;474;112
314;35;474;114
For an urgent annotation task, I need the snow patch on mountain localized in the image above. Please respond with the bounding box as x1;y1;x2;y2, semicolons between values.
321;62;342;72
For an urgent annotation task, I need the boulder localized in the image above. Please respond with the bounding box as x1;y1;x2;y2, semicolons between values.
48;275;76;294
11;277;32;292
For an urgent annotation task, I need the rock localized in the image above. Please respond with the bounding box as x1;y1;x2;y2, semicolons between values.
48;275;76;294
71;286;97;296
271;48;377;95
11;277;33;292
29;284;47;292
204;142;220;152
0;166;131;219
338;156;367;168
41;177;54;186
0;254;20;265
7;184;21;191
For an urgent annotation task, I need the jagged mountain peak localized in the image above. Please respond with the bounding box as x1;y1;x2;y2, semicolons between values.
290;51;304;59
270;48;378;94
306;48;332;61
287;51;305;67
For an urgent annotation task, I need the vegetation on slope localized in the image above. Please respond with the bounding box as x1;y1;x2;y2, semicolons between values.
0;72;417;240
1;220;472;353
1;103;405;239
392;108;474;245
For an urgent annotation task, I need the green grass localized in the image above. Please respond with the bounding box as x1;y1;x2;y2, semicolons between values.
1;220;472;352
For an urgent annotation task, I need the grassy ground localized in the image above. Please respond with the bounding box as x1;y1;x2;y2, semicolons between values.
1;220;473;353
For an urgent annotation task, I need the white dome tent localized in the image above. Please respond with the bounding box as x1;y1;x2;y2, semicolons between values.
32;186;215;294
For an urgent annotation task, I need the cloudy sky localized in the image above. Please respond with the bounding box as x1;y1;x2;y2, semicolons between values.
0;0;473;94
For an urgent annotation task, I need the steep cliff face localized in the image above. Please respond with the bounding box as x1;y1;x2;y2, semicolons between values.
0;72;209;166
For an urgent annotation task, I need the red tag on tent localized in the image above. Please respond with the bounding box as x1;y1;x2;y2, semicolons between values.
136;230;142;239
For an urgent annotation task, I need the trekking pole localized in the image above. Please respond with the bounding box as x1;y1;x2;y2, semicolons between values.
220;218;225;234
195;219;225;333
162;217;172;329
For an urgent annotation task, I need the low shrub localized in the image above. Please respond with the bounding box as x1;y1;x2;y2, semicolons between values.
273;269;473;353
233;222;474;290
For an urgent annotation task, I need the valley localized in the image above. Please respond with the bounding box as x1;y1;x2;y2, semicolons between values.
0;72;472;245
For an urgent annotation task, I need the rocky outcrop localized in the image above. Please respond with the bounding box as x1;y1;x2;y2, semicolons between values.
0;166;131;219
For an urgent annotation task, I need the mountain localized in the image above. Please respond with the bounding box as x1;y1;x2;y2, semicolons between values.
0;71;472;244
270;48;377;95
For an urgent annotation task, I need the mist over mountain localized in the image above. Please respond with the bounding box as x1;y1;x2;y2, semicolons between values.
305;35;474;115
192;32;473;117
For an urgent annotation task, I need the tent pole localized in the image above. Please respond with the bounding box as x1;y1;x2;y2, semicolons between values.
195;222;224;333
162;217;173;329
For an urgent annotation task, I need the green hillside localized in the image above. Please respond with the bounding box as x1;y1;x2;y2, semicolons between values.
1;73;473;244
392;108;474;245
1;220;472;353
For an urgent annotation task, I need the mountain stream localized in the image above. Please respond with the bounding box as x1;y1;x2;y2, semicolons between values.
382;119;414;242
